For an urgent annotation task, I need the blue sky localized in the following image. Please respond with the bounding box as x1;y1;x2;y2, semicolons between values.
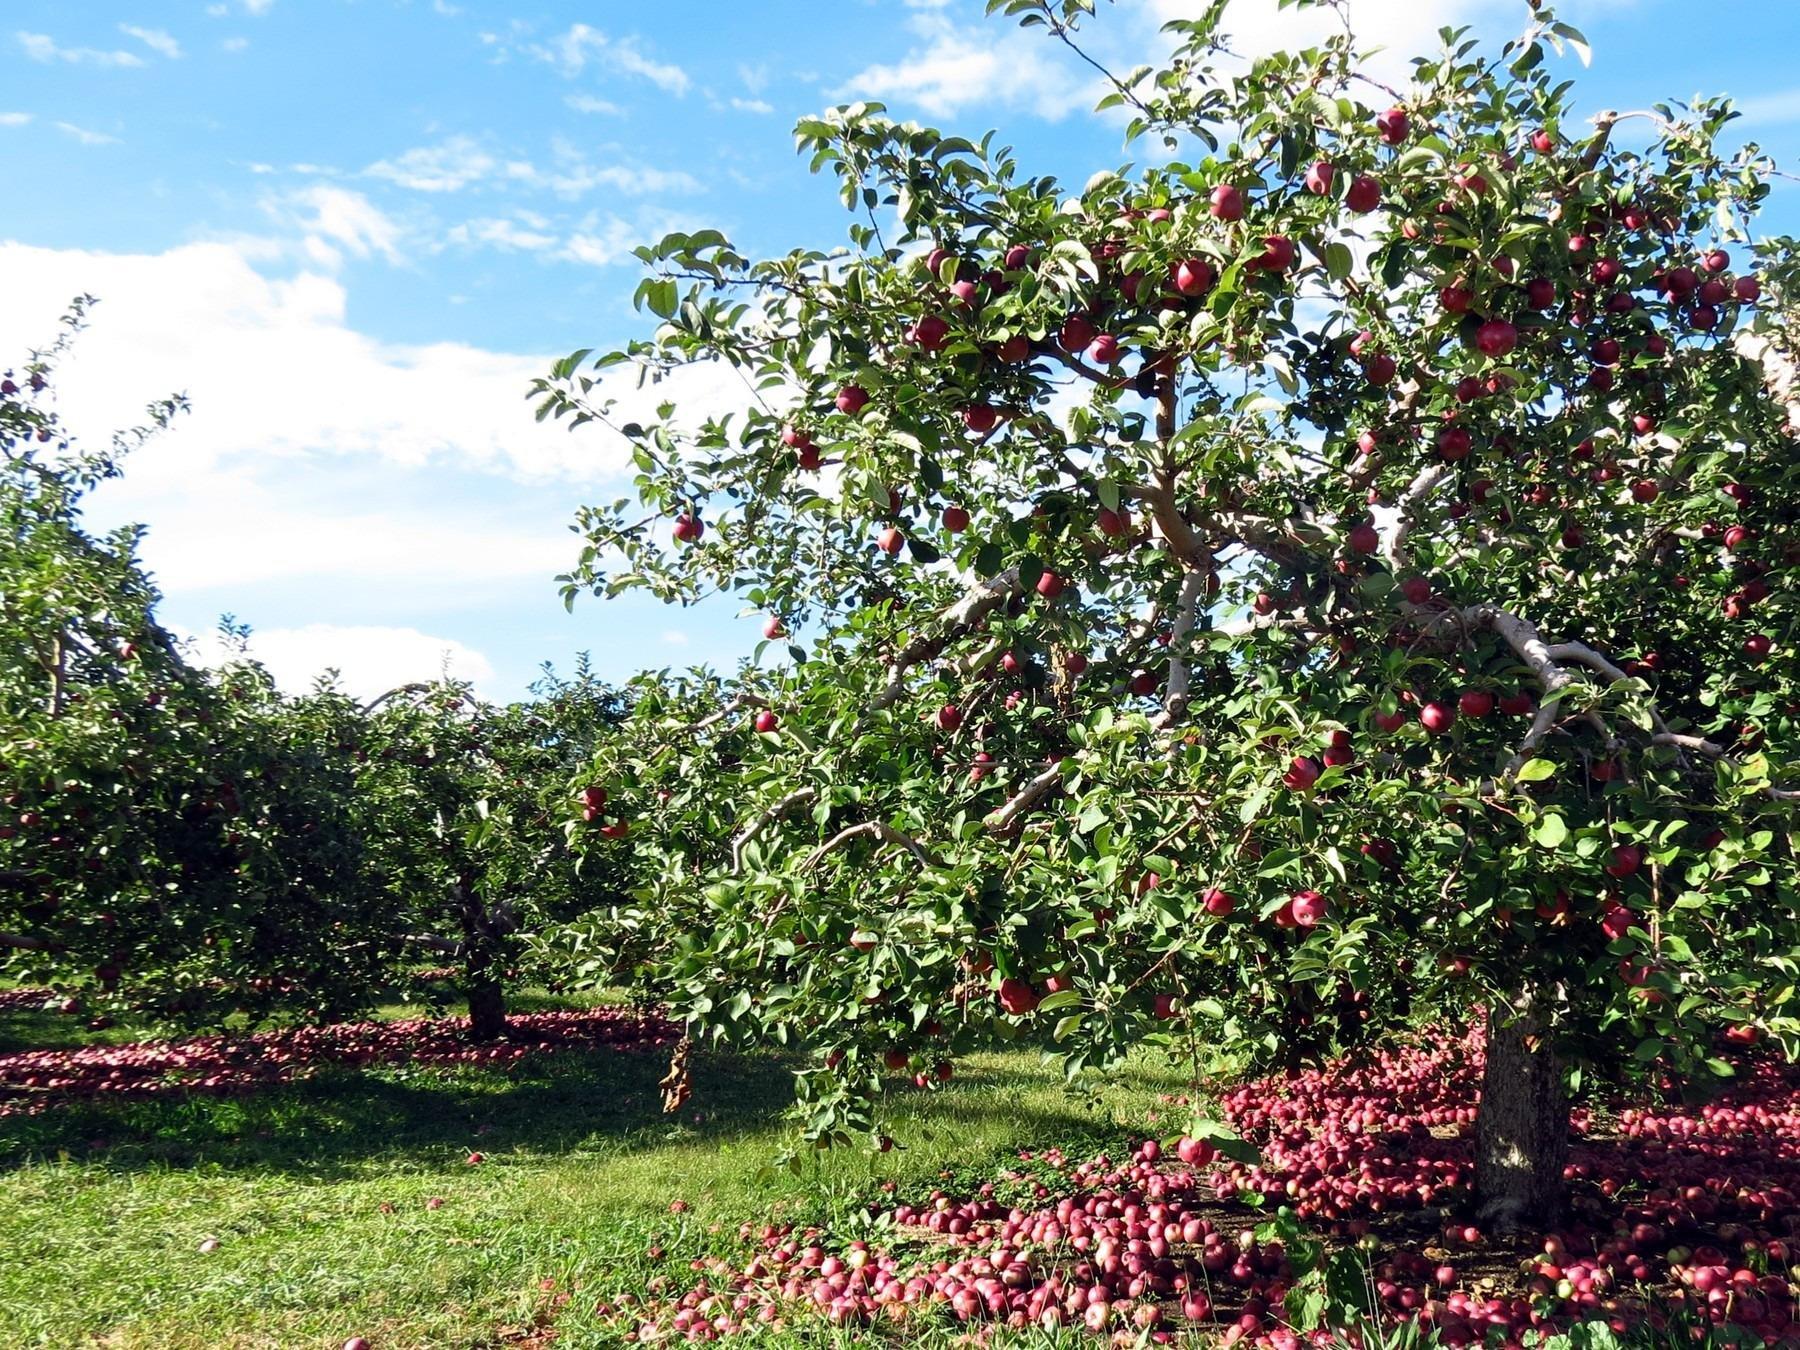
2;0;1797;700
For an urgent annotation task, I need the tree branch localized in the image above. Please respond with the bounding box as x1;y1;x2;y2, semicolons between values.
984;760;1067;836
1152;570;1209;731
869;569;1022;711
802;820;940;871
731;786;820;874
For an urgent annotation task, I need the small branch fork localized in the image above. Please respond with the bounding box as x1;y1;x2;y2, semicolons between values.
802;820;940;872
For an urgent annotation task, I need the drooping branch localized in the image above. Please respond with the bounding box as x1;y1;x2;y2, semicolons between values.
802;820;940;871
731;786;820;874
361;682;432;715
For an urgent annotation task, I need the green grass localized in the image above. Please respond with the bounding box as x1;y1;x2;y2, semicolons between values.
0;994;1187;1349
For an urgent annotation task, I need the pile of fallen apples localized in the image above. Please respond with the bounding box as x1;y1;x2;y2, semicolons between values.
594;1027;1799;1346
0;1006;676;1116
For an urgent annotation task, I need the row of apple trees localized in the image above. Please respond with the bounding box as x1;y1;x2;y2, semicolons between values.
0;304;636;1036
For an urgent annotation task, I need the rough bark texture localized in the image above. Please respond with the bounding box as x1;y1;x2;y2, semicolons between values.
465;972;508;1042
1475;997;1567;1230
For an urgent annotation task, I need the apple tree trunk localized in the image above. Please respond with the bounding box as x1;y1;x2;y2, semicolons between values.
1474;995;1567;1230
465;971;508;1041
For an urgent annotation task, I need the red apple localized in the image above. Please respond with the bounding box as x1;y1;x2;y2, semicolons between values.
836;384;870;415
1419;701;1456;734
877;526;904;556
941;505;969;533
1458;689;1495;719
672;513;704;544
936;704;963;732
1376;107;1409;144
1345;174;1381;213
1209;184;1245;221
754;709;779;734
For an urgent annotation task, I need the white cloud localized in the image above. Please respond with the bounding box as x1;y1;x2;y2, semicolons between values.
243;0;275;14
660;629;691;646
221;36;249;53
188;624;496;700
837;12;1095;121
508;157;700;198
738;63;769;94
269;184;406;265
529;23;690;94
0;113;31;127
565;93;623;115
18;31;145;67
56;122;120;146
730;97;774;115
0;239;740;485
119;24;182;59
561;218;653;268
366;135;496;193
446;216;559;252
1735;88;1800;126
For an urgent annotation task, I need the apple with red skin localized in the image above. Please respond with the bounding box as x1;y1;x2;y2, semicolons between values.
1086;334;1120;365
996;334;1031;364
343;1339;371;1350
1036;570;1066;599
599;820;629;839
1436;427;1472;461
909;315;950;351
1743;633;1773;661
1284;756;1321;791
1347;522;1379;554
1208;184;1244;220
1474;319;1517;358
1531;127;1554;153
836;385;870;415
1059;314;1096;353
1630;480;1658;503
1373;709;1409;733
998;978;1039;1016
1364;353;1397;385
941;505;969;533
1345;175;1381;213
1304;160;1335;195
1253;235;1295;272
1419;702;1456;735
1605;844;1643;879
1129;669;1157;697
1096;507;1126;538
1723;524;1751;551
1458;690;1495;719
754;709;780;734
1400;576;1432;605
672;514;704;544
1498;690;1534;717
877;527;905;556
1734;275;1761;302
1439;285;1474;314
1289;890;1327;928
936;704;963;732
962;404;998;434
1202;887;1234;917
1376;107;1409;143
762;615;786;640
1173;259;1215;296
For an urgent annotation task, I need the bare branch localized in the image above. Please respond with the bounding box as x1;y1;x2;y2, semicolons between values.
0;932;55;951
731;786;820;874
390;932;463;955
985;760;1067;836
869;569;1022;711
802;820;940;871
362;682;432;715
686;692;769;733
1384;463;1451;575
1152;570;1209;731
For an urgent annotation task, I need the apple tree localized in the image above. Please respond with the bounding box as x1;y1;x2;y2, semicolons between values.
357;663;632;1039
537;0;1799;1225
0;305;400;1024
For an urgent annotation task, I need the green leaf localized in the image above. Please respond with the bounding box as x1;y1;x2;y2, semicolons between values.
1515;758;1556;783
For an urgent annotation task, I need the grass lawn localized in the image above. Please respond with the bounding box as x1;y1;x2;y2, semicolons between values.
0;992;1186;1349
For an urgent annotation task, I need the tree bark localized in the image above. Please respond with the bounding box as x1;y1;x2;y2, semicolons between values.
464;971;508;1042
1475;994;1567;1230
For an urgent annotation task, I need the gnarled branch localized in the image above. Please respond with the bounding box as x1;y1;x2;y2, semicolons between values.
802;820;940;871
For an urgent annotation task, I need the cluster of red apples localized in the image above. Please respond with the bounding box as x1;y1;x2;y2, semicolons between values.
0;1007;675;1117
593;1026;1799;1347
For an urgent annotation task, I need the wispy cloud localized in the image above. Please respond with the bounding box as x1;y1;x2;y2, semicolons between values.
119;24;182;59
56;121;121;146
565;93;623;115
1734;88;1800;126
266;185;406;266
0;112;32;127
529;23;689;94
835;12;1094;121
730;97;774;115
18;31;145;68
446;216;559;253
367;136;496;192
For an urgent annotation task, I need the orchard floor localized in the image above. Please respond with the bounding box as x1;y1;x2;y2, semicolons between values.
0;990;1184;1349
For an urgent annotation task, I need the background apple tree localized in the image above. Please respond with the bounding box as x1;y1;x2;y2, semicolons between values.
537;0;1799;1226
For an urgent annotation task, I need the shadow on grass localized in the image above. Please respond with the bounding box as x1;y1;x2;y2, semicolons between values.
0;1039;1134;1180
